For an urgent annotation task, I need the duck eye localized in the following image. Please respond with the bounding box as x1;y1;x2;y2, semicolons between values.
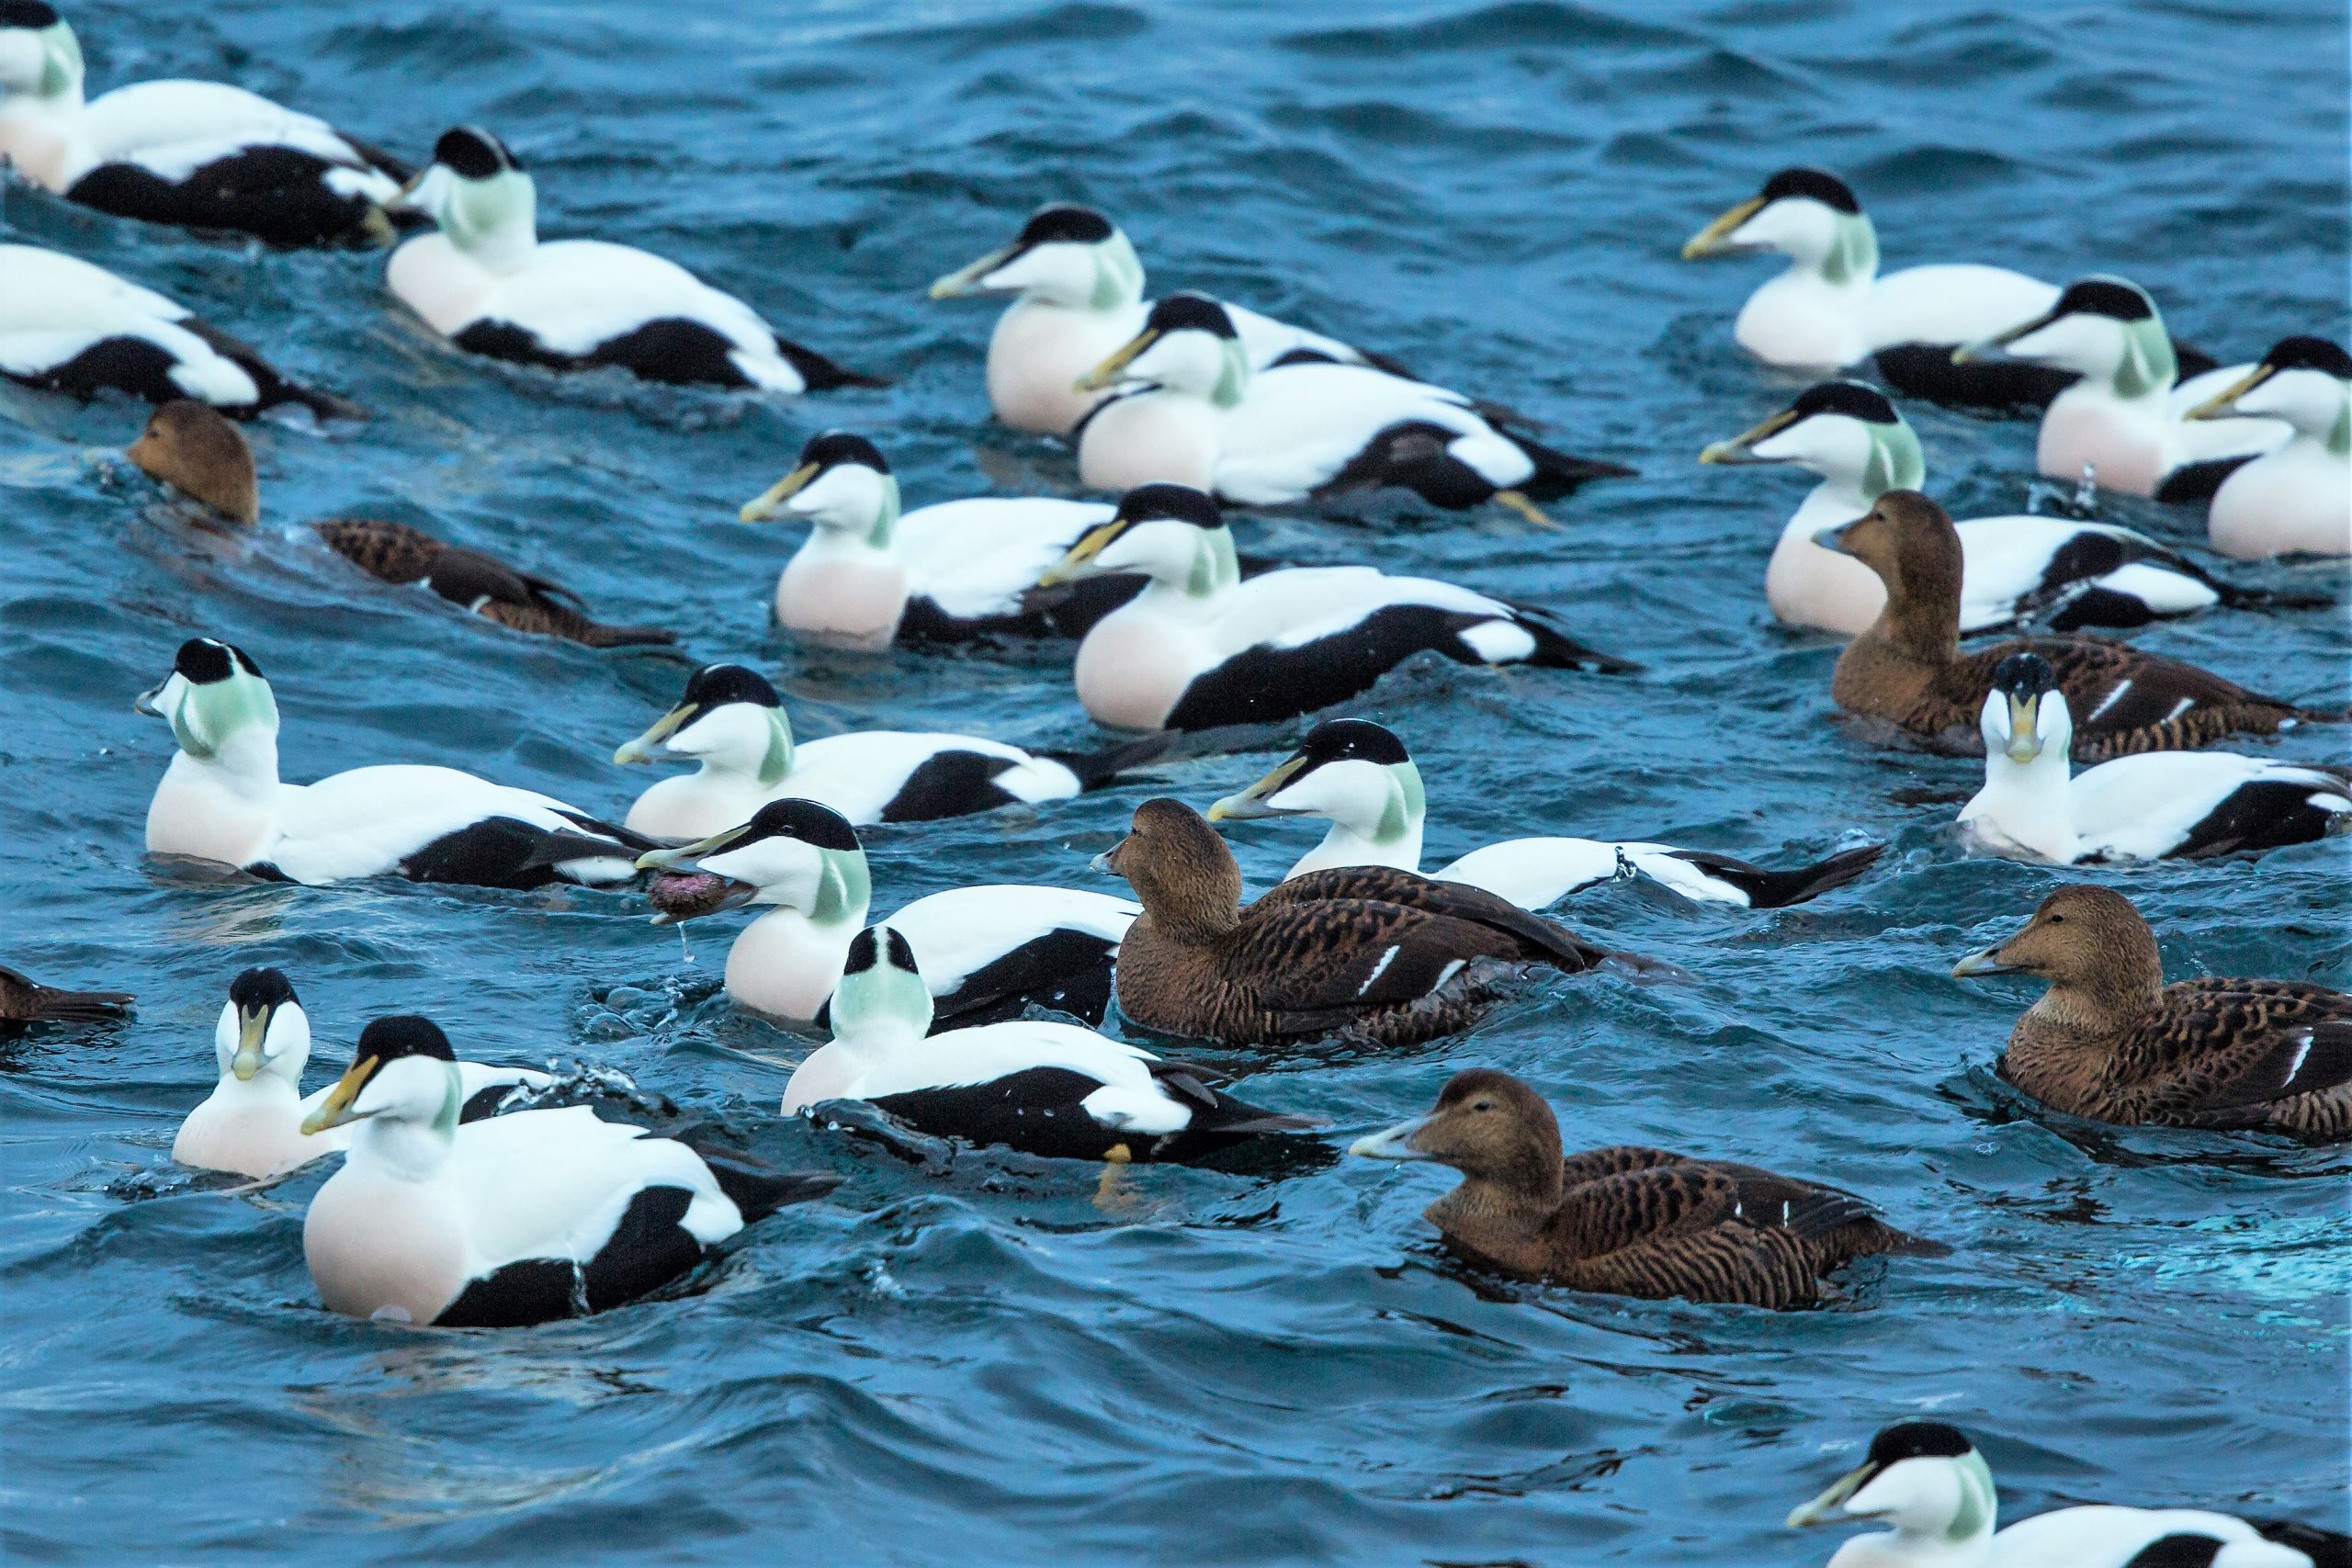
2048;913;2064;924
1473;1100;1492;1112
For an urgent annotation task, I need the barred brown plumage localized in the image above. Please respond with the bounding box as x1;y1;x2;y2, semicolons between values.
1826;491;2340;761
1352;1070;1945;1307
1955;885;2352;1139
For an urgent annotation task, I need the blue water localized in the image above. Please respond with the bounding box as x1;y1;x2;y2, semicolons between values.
3;0;2347;1562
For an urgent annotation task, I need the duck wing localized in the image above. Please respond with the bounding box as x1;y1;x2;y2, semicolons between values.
1264;865;1619;971
0;964;135;1024
2128;981;2352;1126
1966;635;2319;759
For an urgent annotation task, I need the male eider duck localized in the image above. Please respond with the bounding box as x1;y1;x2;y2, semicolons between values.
1957;276;2287;502
139;637;652;887
1072;293;1629;519
1791;1419;2344;1566
638;799;1139;1030
1209;718;1884;910
1094;798;1634;1048
1353;1069;1944;1307
0;2;409;246
737;430;1131;645
615;661;1161;839
125;401;675;647
1952;886;2352;1139
784;925;1319;1163
0;963;130;1027
2185;336;2352;559
1962;654;2352;864
927;201;1401;436
1700;380;2268;635
1679;167;2211;412
0;243;350;416
174;966;549;1179
299;1015;838;1326
1824;492;2341;761
1039;484;1634;732
388;127;876;392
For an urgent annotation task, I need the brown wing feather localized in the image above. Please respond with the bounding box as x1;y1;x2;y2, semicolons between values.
2120;981;2352;1131
313;518;441;583
313;522;675;648
1961;636;2309;760
1262;867;1612;972
1226;898;1539;1022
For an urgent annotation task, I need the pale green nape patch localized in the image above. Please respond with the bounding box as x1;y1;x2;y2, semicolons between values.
38;19;83;98
1185;527;1243;598
447;169;537;254
2326;388;2350;457
432;1064;463;1139
1860;418;1927;499
831;941;935;1039
1376;761;1427;845
1821;212;1879;287
864;474;903;549
759;708;795;789
1944;1450;1997;1542
809;847;873;928
1090;231;1145;310
1209;337;1250;409
2113;314;2177;400
176;672;278;761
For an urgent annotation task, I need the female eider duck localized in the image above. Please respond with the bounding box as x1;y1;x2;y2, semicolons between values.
299;1014;838;1327
615;661;1161;839
1679;167;2211;411
125;400;675;647
638;799;1139;1030
1962;654;2352;865
0;243;350;416
1791;1419;2344;1566
1209;719;1883;911
1095;798;1634;1049
1952;885;2351;1139
1700;380;2269;635
1824;492;2342;761
1957;276;2287;502
784;925;1318;1163
0;2;409;246
1072;294;1629;520
1353;1069;1944;1307
139;637;651;887
388;127;876;392
1039;484;1633;733
2185;336;2352;559
174;966;549;1179
0;963;130;1027
927;201;1401;436
737;429;1132;645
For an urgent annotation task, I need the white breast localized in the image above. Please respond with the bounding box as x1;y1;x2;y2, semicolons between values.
987;300;1141;435
726;910;852;1022
2207;440;2349;559
1734;273;1871;368
776;549;909;648
146;754;282;868
174;1078;336;1179
624;771;767;840
1077;391;1222;492
1073;602;1209;730
304;1162;472;1325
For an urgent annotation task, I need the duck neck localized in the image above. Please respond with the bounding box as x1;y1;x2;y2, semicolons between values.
1427;1165;1564;1254
2025;952;2165;1043
1972;747;2076;862
2327;390;2351;457
1295;765;1427;874
445;171;539;273
725;708;795;789
1786;211;1878;291
185;724;284;801
348;1082;460;1184
1136;527;1241;612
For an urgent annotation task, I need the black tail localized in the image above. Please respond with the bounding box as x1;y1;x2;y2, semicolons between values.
32;988;138;1023
573;617;682;649
774;337;889;391
1509;429;1636;500
1505;606;1642;674
691;1146;842;1221
1044;730;1175;792
2251;1519;2352;1568
1669;842;1888;908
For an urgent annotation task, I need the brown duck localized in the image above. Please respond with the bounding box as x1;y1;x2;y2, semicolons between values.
1;965;134;1028
1094;797;1631;1047
1822;490;2339;761
125;401;675;649
1953;884;2351;1139
1352;1069;1945;1307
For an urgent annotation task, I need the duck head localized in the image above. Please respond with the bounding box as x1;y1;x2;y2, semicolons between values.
828;924;935;1041
1092;797;1243;941
1209;718;1426;849
1350;1069;1563;1197
396;126;536;264
1682;167;1878;285
1787;1421;1997;1545
637;797;870;928
1075;292;1249;405
127;400;259;525
214;966;309;1087
1976;651;2075;768
0;2;83;104
929;202;1145;311
1951;884;2163;1000
1701;380;1924;499
2188;335;2352;449
738;430;899;543
1957;276;2177;398
136;637;278;764
1040;482;1237;596
616;662;794;788
300;1015;463;1139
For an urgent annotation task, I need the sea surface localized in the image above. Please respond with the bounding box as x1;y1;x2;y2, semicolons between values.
2;1;2346;1562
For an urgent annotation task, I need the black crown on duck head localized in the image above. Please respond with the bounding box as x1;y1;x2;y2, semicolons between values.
434;126;520;179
